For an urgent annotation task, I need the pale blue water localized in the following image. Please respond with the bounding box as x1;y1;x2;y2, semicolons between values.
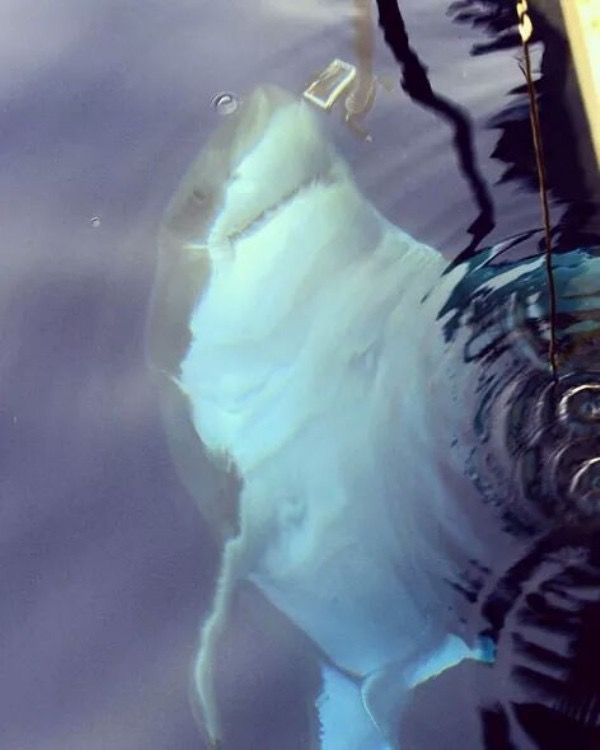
1;2;599;749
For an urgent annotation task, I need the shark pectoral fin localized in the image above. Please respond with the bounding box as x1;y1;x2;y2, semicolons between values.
317;664;391;750
405;634;495;689
360;663;412;749
361;635;496;747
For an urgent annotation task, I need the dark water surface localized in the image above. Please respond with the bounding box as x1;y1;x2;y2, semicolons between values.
1;1;599;749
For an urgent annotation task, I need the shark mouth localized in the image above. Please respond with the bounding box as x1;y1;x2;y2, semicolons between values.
148;81;600;749
145;86;349;379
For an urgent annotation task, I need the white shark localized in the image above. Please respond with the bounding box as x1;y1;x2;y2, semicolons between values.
148;86;571;749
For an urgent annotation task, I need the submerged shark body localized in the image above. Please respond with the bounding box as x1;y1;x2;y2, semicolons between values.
147;87;600;748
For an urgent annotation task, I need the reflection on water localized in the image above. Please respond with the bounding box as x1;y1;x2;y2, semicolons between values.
376;0;496;257
450;0;600;251
3;1;600;749
148;74;600;748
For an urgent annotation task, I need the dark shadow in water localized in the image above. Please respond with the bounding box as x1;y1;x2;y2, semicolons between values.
422;4;600;746
373;3;600;742
436;235;600;745
481;704;517;750
448;0;600;253
443;4;600;744
374;0;496;257
478;528;600;747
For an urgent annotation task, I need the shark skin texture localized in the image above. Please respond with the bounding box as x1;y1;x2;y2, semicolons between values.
148;85;600;749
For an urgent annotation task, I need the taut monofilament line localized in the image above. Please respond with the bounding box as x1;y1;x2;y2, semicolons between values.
516;0;559;383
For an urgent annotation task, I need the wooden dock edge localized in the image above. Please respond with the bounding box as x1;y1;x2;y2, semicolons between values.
560;0;600;167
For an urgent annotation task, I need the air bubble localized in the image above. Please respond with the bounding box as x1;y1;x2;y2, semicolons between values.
211;92;239;116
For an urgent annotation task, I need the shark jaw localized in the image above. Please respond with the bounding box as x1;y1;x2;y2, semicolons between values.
155;85;504;748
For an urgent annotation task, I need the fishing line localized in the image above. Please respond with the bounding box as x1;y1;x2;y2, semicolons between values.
516;0;559;382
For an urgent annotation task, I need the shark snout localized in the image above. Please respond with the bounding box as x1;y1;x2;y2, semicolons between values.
161;85;336;253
